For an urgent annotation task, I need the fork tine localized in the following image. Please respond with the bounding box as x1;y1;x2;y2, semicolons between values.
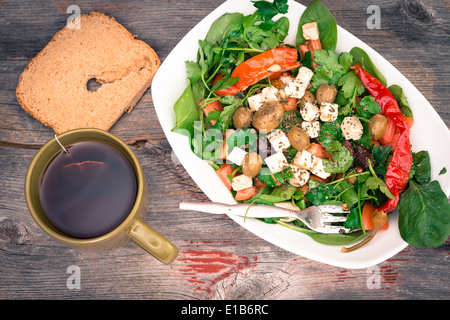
321;215;348;223
319;205;350;214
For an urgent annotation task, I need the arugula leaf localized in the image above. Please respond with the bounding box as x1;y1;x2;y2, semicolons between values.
398;180;450;248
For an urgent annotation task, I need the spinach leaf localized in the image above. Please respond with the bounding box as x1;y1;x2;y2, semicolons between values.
172;83;201;138
398;180;450;248
349;47;387;86
410;150;431;185
276;220;366;245
270;184;297;201
388;84;413;118
296;0;338;51
205;13;243;46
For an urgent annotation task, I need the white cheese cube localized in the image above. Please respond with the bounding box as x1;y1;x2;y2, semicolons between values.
288;164;310;187
301;120;321;138
264;152;288;174
341;116;364;140
292;150;318;171
248;94;263;112
261;86;279;103
226;147;247;166
267;129;290;153
320;102;339;122
302;22;320;41
300;102;320;121
311;158;331;180
231;174;253;191
284;67;314;99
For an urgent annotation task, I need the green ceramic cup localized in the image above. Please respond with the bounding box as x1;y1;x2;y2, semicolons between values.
24;128;178;264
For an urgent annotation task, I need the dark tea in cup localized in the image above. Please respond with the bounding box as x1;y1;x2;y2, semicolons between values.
39;140;137;238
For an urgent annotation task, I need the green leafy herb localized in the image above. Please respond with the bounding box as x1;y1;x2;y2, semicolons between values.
338;72;365;99
323;141;353;174
367;160;394;199
318;122;343;149
305;183;337;206
355;96;381;119
226;128;258;153
439;167;447;175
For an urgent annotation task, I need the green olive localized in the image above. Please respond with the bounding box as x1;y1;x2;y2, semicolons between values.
242;153;262;177
252;102;284;131
316;84;338;104
369;114;388;140
287;126;310;151
298;90;316;109
233;107;252;129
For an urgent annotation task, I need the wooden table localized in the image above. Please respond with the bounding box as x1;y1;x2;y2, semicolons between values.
0;0;448;301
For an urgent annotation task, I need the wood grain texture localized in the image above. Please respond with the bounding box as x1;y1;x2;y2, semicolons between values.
0;0;448;300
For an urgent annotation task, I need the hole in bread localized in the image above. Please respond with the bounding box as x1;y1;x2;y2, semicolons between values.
86;78;102;92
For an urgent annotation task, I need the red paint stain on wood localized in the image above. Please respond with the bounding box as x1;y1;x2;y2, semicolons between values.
176;249;258;298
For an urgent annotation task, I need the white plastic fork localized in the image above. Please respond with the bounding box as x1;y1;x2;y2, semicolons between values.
179;201;356;234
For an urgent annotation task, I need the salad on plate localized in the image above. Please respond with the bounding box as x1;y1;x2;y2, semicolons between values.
171;0;450;251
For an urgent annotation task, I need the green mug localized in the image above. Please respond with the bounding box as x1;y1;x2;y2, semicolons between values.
24;128;178;264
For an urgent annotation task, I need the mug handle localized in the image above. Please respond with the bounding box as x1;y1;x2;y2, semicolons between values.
127;218;178;264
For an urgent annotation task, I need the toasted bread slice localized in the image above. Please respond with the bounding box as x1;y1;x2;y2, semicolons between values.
16;12;160;134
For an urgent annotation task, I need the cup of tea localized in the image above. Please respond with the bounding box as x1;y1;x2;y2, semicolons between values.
24;128;178;264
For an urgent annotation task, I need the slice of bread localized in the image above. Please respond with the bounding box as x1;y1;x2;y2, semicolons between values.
16;12;160;134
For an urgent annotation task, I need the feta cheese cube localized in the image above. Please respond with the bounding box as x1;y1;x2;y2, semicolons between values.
264;152;288;174
341;116;364;140
267;129;290;153
226;147;247;166
231;174;253;191
247;86;279;111
300;102;320;121
261;86;279;103
302;22;320;40
301;120;321;138
311;158;331;180
248;94;263;112
292;150;318;171
320;102;339;122
284;67;314;99
288;164;310;187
